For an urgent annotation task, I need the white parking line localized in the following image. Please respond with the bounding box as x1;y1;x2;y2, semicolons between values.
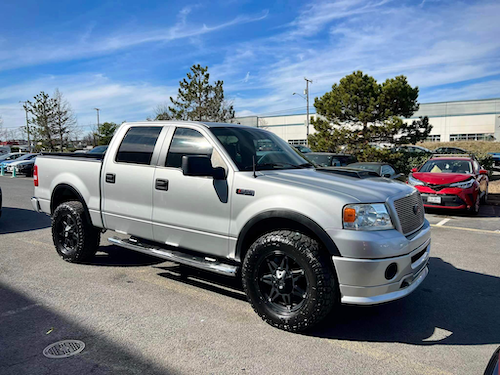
435;218;451;226
431;225;500;234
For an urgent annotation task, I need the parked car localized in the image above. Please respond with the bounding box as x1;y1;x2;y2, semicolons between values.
1;153;38;174
88;145;109;155
305;152;357;167
393;145;432;155
32;121;430;332
433;147;468;154
0;152;25;163
408;156;488;214
347;162;405;181
489;152;500;168
293;145;312;153
7;154;39;176
0;146;11;155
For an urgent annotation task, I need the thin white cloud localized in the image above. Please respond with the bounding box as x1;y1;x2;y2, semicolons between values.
0;8;269;71
220;0;500;114
0;74;176;132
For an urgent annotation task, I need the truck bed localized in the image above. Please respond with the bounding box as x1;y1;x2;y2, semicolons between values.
34;153;104;227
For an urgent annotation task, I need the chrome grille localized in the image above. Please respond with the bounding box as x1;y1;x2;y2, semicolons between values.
393;192;425;235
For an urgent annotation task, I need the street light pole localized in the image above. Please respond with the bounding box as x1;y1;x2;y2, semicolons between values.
304;77;313;146
94;108;100;147
19;101;31;152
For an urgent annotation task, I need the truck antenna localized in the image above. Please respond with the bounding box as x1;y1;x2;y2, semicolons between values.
253;155;257;178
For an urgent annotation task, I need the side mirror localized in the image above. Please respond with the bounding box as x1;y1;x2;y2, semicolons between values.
411;168;417;173
181;155;226;180
479;169;488;175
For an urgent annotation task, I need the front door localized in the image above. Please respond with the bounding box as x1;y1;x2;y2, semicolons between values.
152;126;233;258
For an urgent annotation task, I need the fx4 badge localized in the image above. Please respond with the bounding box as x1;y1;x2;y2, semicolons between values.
236;189;255;196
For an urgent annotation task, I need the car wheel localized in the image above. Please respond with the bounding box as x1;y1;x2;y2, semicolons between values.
242;230;337;332
52;201;101;263
470;193;480;215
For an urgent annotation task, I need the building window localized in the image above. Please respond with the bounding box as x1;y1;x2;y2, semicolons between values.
449;133;495;141
426;135;441;142
288;139;307;146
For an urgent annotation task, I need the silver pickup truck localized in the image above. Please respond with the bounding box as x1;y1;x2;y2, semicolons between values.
32;121;430;332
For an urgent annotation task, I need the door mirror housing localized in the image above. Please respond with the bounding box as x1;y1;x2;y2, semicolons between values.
411;168;418;173
181;155;226;179
479;169;488;175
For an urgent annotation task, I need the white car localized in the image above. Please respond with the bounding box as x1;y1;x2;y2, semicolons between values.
6;154;39;176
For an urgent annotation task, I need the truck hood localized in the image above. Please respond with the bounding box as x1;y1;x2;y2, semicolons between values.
412;172;472;185
261;168;415;203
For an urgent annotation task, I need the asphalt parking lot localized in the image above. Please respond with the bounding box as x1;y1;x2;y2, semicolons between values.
1;175;499;375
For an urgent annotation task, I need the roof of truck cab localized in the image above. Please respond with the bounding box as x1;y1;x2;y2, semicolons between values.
124;121;252;128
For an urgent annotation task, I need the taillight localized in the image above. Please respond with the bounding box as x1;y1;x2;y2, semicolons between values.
34;165;38;187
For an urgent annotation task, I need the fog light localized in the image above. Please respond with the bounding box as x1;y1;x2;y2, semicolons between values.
385;263;398;280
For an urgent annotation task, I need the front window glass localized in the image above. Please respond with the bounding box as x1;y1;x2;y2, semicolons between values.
211;127;312;171
419;159;473;174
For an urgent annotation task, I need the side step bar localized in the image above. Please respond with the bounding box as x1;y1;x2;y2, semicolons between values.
108;236;239;277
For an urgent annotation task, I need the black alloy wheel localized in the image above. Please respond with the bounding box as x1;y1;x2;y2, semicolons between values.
242;230;337;332
256;251;309;314
52;201;100;263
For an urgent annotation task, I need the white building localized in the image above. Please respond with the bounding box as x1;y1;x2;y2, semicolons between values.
235;98;500;145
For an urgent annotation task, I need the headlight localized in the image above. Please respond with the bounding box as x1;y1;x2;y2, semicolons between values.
343;203;394;231
450;178;475;189
408;175;424;186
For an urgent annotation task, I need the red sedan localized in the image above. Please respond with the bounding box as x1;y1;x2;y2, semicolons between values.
408;156;489;214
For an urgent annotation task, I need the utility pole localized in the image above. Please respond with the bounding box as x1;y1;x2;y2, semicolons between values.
94;108;100;147
304;77;312;146
19;101;31;152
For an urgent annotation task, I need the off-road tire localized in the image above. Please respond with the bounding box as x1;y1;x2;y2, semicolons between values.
52;201;101;263
242;230;337;332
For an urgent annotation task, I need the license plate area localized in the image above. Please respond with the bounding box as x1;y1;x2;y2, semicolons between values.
427;196;441;204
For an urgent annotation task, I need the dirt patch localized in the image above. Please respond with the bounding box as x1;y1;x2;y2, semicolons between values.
489;180;500;194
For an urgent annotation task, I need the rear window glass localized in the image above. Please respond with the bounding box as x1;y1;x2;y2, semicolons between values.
115;127;162;165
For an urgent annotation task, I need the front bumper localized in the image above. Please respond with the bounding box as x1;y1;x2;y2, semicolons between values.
417;186;476;210
332;222;431;305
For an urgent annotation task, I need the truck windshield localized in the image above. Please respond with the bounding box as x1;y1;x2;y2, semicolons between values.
211;127;313;171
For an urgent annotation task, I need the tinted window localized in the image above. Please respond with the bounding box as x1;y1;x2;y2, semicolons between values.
166;128;213;168
211;127;311;171
115;127;162;165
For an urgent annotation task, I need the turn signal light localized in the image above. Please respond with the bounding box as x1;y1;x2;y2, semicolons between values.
343;207;356;223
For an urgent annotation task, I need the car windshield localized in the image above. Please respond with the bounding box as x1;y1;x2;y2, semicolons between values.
211;127;313;171
0;153;20;161
307;154;355;167
419;159;473;174
89;146;108;154
348;163;380;172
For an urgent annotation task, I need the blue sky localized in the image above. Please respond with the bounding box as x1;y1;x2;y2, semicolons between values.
1;0;500;135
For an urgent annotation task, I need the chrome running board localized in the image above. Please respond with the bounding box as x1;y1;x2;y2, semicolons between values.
108;236;239;277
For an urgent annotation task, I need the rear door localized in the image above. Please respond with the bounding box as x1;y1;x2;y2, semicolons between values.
151;126;233;258
102;125;167;240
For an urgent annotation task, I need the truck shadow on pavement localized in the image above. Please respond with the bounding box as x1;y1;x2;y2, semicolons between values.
154;258;500;346
84;245;167;267
0;207;51;235
0;282;178;375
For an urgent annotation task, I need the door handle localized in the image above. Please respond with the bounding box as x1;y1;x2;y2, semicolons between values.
155;179;169;191
106;173;116;184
